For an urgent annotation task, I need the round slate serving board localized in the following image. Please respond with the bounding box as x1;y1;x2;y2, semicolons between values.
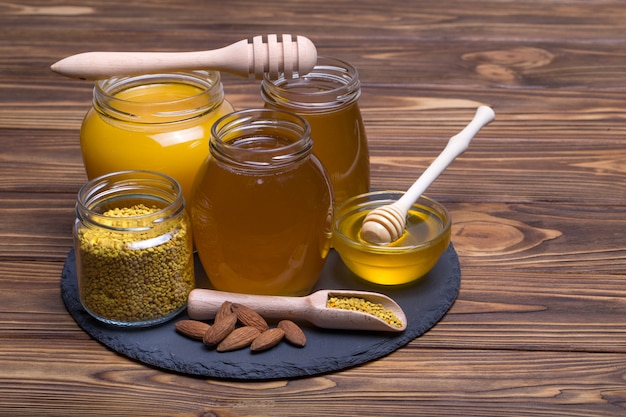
61;245;460;380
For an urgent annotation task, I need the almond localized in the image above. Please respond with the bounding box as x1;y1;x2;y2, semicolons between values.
203;312;237;347
232;303;269;332
250;328;285;352
217;326;261;352
215;301;233;322
278;320;307;347
175;319;210;341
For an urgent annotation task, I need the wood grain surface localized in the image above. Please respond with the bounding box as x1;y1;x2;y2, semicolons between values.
2;0;626;415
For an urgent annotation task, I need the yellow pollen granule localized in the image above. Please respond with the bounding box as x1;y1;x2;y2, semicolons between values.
77;203;193;323
326;295;403;328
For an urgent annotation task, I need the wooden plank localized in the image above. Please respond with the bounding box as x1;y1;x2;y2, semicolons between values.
2;194;626;266
0;194;75;260
3;1;626;42
2;260;625;354
0;342;624;416
3;84;626;203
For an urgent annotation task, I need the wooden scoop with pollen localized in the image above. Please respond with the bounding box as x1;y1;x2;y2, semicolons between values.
187;288;407;332
50;34;317;80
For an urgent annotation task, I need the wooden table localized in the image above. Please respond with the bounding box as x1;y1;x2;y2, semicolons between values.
2;1;626;415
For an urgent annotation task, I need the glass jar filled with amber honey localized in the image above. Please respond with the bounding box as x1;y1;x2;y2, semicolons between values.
261;56;370;207
191;109;333;296
80;71;234;206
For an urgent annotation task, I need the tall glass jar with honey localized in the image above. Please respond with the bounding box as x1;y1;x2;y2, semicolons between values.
80;70;234;206
191;109;334;296
261;56;370;207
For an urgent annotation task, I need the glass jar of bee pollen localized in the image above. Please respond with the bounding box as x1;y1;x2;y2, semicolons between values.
73;170;195;327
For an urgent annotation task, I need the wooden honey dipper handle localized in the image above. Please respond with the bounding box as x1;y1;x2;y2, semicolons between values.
50;34;317;80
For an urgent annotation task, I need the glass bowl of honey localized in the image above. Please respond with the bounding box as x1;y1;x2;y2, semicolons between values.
333;191;451;285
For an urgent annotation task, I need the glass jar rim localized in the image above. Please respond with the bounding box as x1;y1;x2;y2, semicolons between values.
260;56;361;112
92;70;225;124
209;108;313;170
75;170;185;231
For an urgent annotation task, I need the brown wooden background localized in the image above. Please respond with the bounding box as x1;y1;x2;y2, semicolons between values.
2;0;626;415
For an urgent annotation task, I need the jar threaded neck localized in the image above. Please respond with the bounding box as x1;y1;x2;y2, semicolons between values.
209;109;313;171
92;71;225;124
75;170;185;231
260;56;361;113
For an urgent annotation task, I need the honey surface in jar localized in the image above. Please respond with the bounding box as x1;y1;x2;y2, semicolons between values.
80;74;234;205
297;101;369;205
191;134;333;296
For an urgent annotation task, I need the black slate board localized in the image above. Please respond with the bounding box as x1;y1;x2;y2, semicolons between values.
61;245;460;380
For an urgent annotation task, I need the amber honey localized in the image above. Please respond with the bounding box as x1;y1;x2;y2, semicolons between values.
333;192;451;285
261;56;370;207
191;110;333;296
291;102;369;205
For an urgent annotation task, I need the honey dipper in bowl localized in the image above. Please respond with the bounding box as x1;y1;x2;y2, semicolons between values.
50;34;317;80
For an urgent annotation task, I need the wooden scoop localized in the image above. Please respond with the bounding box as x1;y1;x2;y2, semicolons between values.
50;34;317;80
187;288;407;332
360;105;496;245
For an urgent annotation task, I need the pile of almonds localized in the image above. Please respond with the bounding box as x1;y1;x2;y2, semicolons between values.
175;301;307;352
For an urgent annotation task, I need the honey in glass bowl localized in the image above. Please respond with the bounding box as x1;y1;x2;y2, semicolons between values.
333;191;451;285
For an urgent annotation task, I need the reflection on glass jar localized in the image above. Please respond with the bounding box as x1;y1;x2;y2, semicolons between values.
80;71;234;206
261;56;370;207
74;170;195;327
191;109;333;296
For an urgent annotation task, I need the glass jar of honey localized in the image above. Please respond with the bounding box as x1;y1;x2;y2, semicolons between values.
80;70;234;206
261;56;370;207
191;109;333;296
74;170;195;327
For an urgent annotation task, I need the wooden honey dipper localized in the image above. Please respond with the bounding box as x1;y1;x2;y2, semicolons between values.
50;34;317;80
360;106;496;245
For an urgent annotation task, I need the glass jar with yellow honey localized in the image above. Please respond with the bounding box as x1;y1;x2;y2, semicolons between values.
74;170;195;327
191;109;334;296
80;71;234;206
261;56;370;207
